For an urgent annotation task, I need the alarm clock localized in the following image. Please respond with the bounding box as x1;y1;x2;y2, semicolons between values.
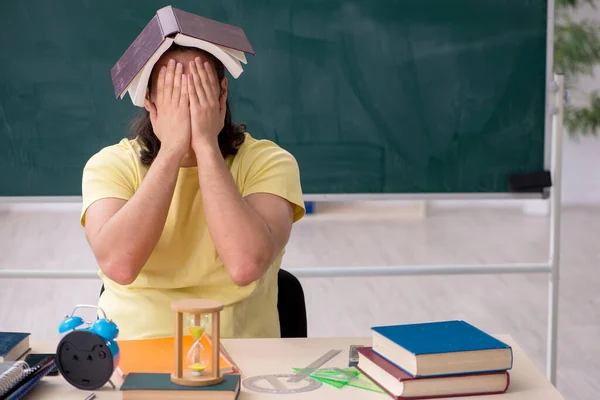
56;304;120;390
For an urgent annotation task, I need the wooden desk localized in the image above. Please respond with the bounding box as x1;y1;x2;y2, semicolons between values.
27;335;564;399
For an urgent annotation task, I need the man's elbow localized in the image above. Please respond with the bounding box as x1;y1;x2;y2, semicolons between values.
98;258;139;286
227;251;273;287
229;268;257;287
110;271;138;286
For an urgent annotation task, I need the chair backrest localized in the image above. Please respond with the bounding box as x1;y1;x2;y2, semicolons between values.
98;268;308;338
277;269;308;338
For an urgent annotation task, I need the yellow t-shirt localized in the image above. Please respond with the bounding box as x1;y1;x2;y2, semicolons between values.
81;133;305;340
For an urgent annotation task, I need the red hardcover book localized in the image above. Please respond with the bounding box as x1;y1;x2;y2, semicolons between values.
357;347;510;399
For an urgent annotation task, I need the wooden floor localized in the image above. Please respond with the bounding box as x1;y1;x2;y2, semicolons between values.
0;203;598;399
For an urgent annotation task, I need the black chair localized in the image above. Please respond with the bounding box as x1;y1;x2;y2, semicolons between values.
99;269;307;338
277;269;308;338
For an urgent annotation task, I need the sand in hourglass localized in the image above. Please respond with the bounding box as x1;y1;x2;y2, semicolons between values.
187;316;209;375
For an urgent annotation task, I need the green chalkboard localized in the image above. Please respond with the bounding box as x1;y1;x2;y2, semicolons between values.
0;0;548;196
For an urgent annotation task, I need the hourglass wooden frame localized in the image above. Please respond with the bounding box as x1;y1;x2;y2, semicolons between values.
171;299;224;386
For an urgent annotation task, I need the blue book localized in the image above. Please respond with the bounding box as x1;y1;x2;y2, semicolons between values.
120;373;240;399
0;333;30;362
371;320;513;377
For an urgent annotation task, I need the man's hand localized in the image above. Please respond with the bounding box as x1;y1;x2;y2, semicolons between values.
187;58;226;150
144;59;191;157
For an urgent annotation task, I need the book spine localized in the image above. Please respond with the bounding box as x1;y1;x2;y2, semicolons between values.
156;6;180;37
110;15;166;98
509;349;514;370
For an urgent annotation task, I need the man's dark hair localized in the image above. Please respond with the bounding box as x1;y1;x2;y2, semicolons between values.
128;44;246;165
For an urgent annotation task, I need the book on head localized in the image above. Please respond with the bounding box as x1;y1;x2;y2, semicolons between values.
371;320;513;378
111;5;255;107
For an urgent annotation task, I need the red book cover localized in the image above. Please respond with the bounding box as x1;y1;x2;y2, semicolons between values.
357;347;510;399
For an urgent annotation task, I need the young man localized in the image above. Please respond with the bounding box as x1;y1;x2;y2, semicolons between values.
81;45;305;340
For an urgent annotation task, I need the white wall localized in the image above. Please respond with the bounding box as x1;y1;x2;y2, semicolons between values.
559;3;600;206
561;134;600;205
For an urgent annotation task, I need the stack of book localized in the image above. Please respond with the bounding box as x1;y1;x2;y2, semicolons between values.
356;320;513;399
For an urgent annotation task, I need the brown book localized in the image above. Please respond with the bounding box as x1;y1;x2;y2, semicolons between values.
111;5;255;107
357;347;510;399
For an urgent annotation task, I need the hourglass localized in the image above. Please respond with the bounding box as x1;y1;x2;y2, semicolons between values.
171;299;224;386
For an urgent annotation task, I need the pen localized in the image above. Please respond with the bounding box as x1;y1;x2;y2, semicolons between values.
84;394;96;400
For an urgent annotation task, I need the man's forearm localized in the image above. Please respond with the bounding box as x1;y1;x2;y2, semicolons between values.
194;140;274;285
94;148;183;283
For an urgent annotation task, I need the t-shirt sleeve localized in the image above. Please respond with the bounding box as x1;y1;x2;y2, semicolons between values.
240;141;306;222
80;146;137;226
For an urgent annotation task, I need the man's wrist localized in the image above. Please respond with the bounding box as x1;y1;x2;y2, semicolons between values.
192;136;220;158
157;145;186;164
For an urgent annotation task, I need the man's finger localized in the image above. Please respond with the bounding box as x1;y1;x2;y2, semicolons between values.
190;59;208;107
196;59;216;107
180;74;189;107
188;73;199;107
156;66;166;106
144;98;158;126
204;62;220;100
164;59;176;102
172;62;183;103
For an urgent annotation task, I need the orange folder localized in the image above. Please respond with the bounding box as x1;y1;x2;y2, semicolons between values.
116;335;238;376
